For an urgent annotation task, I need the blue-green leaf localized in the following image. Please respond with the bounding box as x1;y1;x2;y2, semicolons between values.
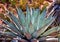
17;8;25;26
17;8;26;32
25;6;31;32
8;11;21;31
41;27;58;36
29;8;40;34
32;15;57;38
3;20;23;36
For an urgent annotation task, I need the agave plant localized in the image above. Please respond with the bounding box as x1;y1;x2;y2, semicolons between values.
0;6;60;42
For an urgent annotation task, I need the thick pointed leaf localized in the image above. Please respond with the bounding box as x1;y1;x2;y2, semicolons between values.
40;8;46;19
36;9;46;30
17;8;25;26
33;9;40;31
0;24;17;36
35;10;55;31
3;20;23;36
32;16;56;38
25;6;31;32
29;8;40;34
17;8;26;32
28;8;35;34
4;32;17;37
31;8;40;25
40;12;54;29
8;11;21;31
42;27;58;36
